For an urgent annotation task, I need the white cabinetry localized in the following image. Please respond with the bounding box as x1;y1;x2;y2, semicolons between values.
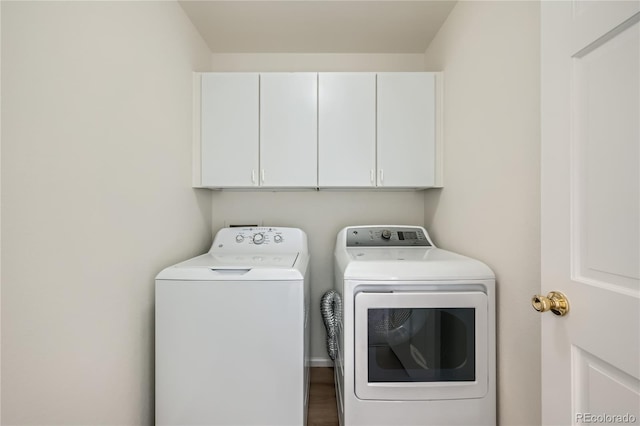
196;72;317;188
260;73;318;188
319;72;439;188
377;72;436;188
195;72;440;189
318;73;376;187
200;73;259;187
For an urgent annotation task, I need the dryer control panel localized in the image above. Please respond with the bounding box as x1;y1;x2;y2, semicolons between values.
346;226;431;247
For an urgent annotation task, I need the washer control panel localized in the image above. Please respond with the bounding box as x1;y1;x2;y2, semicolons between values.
211;227;307;253
346;226;431;247
231;227;284;246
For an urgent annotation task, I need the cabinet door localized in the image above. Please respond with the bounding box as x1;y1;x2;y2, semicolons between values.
318;73;376;187
201;73;259;187
377;73;436;187
260;73;318;187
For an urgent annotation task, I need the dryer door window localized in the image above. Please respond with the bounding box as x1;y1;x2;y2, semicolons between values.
367;307;475;383
354;291;488;401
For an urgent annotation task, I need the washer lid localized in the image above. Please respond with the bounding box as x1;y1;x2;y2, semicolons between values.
155;252;306;281
176;253;298;269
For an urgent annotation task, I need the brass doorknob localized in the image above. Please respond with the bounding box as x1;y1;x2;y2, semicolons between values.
531;291;570;316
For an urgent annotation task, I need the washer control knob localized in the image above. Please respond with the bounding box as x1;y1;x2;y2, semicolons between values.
253;233;265;245
235;235;244;243
381;230;392;240
274;235;283;243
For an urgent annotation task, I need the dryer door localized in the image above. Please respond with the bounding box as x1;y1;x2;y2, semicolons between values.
354;291;488;400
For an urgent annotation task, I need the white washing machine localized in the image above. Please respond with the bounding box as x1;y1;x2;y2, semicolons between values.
333;225;496;426
155;226;310;426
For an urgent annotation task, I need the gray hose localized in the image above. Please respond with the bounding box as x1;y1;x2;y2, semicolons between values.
320;290;342;361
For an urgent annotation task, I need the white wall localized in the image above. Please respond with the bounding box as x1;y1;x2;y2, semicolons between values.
211;53;426;72
1;2;212;424
423;2;541;425
0;2;3;421
210;53;427;363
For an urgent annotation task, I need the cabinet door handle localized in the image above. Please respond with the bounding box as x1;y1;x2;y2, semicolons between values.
379;169;384;185
370;169;375;184
251;170;256;184
261;169;265;184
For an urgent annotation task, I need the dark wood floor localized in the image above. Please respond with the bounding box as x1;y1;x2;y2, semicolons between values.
308;367;339;426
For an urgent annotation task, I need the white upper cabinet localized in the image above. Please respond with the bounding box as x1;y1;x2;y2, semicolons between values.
377;72;436;188
200;73;259;187
195;71;440;189
318;73;376;187
319;72;439;188
260;73;318;188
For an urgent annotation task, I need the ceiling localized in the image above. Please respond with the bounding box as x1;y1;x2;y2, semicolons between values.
178;1;457;54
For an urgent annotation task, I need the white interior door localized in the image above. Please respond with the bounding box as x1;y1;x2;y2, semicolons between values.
541;2;640;425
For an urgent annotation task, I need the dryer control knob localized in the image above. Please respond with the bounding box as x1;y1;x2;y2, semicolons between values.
235;235;245;243
253;233;265;245
381;230;392;240
274;235;283;243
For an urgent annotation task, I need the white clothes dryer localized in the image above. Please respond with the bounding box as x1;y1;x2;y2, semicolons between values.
156;227;310;426
333;225;495;426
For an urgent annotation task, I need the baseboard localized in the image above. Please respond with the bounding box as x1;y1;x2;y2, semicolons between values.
309;357;334;367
